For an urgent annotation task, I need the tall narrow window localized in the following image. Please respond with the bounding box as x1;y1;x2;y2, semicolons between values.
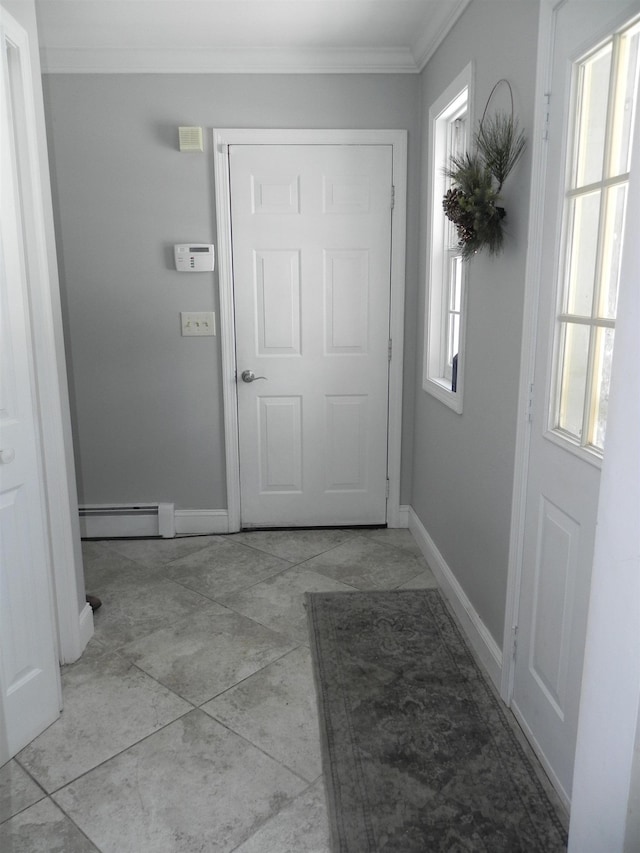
550;18;639;455
424;65;471;412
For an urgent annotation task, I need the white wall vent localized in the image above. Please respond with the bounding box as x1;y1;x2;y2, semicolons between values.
79;503;175;539
178;126;203;152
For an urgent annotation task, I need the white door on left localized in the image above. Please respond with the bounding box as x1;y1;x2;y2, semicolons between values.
0;7;61;763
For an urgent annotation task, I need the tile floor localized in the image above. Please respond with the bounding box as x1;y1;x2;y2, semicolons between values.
1;527;438;853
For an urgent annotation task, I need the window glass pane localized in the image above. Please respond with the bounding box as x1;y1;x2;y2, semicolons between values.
557;322;590;439
574;43;612;188
448;313;460;367
565;190;601;315
450;256;462;311
589;327;615;450
609;22;640;177
598;183;627;318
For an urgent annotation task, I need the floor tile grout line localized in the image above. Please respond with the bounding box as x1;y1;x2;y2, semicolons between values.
206;582;360;644
111;633;306;711
194;642;307;706
84;530;420;587
225;776;325;853
43;705;197;798
157;559;298;603
0;791;47;828
86;529;354;570
41;704;314;851
46;795;104;852
96;527;371;571
15;661;199;798
198;709;320;787
8;756;50;803
98;595;301;665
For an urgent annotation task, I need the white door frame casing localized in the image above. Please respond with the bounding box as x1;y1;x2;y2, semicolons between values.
501;0;557;707
213;129;408;532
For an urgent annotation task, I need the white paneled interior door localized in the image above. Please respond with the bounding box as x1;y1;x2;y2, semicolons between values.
230;144;393;527
512;0;639;805
0;7;61;762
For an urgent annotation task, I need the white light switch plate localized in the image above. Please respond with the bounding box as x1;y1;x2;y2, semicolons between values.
181;311;216;336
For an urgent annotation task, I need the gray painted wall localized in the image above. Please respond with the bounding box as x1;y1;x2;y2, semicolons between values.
43;73;421;510
42;2;535;646
412;0;539;645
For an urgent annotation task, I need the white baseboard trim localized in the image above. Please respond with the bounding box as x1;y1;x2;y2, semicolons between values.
394;505;410;528
174;510;229;535
408;506;503;689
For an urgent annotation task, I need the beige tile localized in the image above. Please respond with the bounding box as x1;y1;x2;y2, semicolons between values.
53;710;306;853
301;537;429;590
202;645;321;781
0;760;45;823
163;538;291;598
397;569;440;589
82;544;155;591
120;607;296;705
227;528;359;563
356;527;425;558
90;573;222;650
233;778;331;853
220;567;356;644
18;643;190;792
101;534;222;569
0;798;100;852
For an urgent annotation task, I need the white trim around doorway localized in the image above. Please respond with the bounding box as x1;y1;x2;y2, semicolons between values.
213;128;407;532
501;0;557;705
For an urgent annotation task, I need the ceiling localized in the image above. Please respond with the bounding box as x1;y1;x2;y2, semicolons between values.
34;0;472;73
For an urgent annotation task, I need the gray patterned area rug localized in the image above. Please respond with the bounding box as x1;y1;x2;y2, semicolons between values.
306;589;568;853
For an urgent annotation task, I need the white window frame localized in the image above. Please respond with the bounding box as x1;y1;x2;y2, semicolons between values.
423;63;473;413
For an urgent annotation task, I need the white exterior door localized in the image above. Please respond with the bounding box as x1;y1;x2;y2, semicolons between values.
0;8;61;763
512;0;639;804
230;144;393;527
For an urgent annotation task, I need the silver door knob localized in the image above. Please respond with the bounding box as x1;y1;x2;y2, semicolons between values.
241;369;267;383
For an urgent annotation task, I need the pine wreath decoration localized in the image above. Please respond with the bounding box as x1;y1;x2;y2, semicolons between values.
444;80;525;260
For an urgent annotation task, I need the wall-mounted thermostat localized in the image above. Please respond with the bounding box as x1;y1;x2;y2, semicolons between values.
174;244;215;272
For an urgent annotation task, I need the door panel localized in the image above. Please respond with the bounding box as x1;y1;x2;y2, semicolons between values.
0;9;61;761
512;0;639;802
258;396;303;493
230;144;392;527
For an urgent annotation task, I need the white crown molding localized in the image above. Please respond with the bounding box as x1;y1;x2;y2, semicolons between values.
39;45;419;74
412;0;472;72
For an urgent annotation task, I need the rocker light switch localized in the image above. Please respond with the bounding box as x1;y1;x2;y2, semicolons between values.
180;312;216;336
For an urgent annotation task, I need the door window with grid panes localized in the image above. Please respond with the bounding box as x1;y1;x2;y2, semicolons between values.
551;18;639;456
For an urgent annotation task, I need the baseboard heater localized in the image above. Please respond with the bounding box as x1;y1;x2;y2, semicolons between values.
79;503;175;539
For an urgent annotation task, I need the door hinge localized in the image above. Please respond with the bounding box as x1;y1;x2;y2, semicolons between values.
512;625;519;659
542;92;551;141
526;382;534;423
385;478;390;499
388;339;392;362
391;185;395;210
